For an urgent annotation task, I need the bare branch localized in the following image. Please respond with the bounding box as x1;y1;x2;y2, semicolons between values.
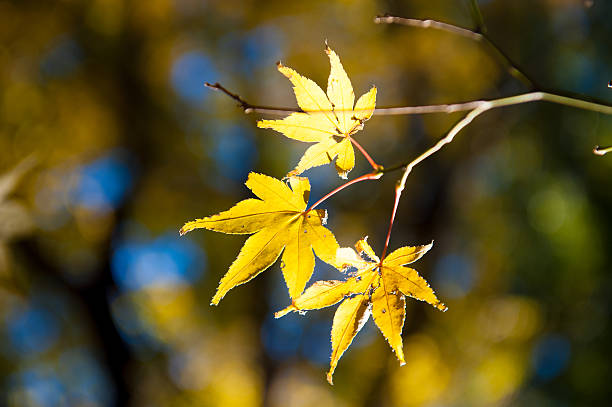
205;81;489;116
382;92;612;174
307;171;383;212
468;0;487;34
206;83;612;120
380;92;612;249
594;145;612;156
205;82;296;115
374;15;482;40
380;106;490;253
373;101;484;115
374;14;536;88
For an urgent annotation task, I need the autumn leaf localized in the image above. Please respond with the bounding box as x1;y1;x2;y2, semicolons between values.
257;45;377;179
180;172;339;304
275;237;446;384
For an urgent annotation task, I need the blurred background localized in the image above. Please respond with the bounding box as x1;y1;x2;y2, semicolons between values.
1;0;611;405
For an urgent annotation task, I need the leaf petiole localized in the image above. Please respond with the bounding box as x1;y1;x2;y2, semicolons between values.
348;136;383;171
306;171;383;213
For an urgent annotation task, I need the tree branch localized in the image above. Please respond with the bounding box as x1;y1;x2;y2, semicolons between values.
306;171;383;212
380;107;489;254
374;15;482;40
374;14;536;88
594;145;612;156
382;91;612;175
206;81;612;117
205;82;295;115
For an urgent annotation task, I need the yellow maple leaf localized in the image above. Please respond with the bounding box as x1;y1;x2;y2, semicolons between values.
258;45;377;179
180;172;339;304
275;237;446;384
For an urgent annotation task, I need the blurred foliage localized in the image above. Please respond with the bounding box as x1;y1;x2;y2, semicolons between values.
1;0;611;406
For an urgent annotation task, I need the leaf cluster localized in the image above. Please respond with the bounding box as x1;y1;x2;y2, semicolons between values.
181;47;446;383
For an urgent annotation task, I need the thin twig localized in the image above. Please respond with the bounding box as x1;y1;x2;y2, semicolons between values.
380;181;402;261
205;82;249;108
469;0;487;34
373;101;484;115
207;81;485;116
594;145;612;156
349;137;382;171
378;90;612;250
374;14;535;87
205;82;295;115
380;106;490;254
374;15;482;40
382;91;612;173
206;81;612;117
307;171;383;212
206;82;486;115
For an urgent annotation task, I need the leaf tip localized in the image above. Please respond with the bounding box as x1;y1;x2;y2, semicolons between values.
276;61;293;78
397;350;406;365
436;302;448;312
179;224;191;236
210;293;223;306
326;372;334;385
276;61;291;77
274;305;296;319
324;40;332;54
423;240;435;253
245;171;262;185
